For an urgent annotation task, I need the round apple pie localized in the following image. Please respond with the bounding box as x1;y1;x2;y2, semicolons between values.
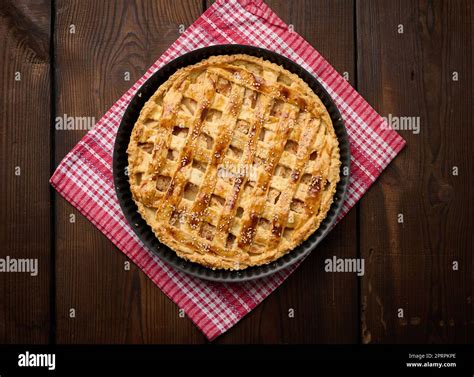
127;54;340;270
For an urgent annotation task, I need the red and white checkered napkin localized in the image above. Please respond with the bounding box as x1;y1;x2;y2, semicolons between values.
50;0;406;340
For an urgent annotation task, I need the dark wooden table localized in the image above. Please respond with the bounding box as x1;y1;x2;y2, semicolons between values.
0;0;472;344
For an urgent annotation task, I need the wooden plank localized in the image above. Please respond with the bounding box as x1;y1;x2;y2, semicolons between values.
357;0;473;343
215;0;358;344
0;0;51;343
54;0;205;343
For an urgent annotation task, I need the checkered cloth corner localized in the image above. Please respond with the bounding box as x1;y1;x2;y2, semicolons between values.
50;0;406;340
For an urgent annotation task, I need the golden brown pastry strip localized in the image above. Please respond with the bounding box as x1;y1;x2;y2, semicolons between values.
237;104;298;251
268;117;321;249
156;73;218;225
213;94;274;262
207;65;321;115
186;85;246;243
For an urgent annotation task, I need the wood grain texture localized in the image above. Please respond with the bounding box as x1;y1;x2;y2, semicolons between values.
215;0;358;344
357;0;473;343
54;0;205;344
0;0;51;343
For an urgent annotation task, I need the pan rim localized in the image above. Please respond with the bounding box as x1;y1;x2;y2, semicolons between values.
112;44;351;282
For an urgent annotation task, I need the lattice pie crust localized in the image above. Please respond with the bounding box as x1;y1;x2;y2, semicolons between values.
127;54;340;270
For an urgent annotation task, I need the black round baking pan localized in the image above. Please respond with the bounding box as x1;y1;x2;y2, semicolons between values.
113;44;350;282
